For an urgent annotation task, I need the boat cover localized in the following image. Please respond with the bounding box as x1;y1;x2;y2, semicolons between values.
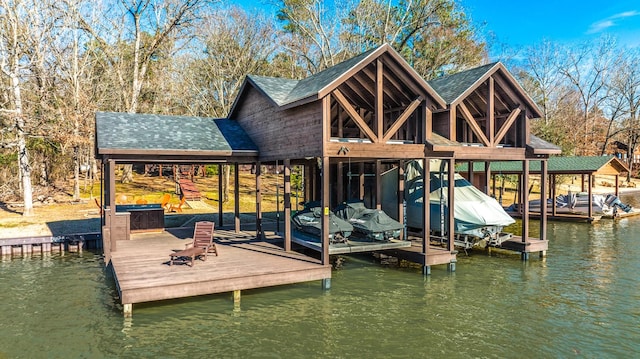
402;160;515;237
291;203;353;241
334;200;403;240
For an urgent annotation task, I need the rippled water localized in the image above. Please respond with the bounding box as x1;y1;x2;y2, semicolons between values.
2;195;640;358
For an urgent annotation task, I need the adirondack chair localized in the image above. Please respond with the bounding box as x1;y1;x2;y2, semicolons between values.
169;221;217;266
160;193;171;211
169;196;186;213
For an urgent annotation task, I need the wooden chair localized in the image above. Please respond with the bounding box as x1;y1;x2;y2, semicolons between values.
160;193;171;211
169;196;186;213
169;221;217;266
94;198;103;215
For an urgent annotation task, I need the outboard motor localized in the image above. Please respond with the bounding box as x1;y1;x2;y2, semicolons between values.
605;194;632;213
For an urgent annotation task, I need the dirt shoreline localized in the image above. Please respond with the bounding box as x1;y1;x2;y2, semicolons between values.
2;180;639;239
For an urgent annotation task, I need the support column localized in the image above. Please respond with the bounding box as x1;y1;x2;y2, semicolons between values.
218;164;223;227
233;290;241;308
588;173;593;220
521;159;530;260
447;158;455;255
123;303;132;318
234;163;240;233
484;162;491;195
422;157;430;276
256;162;263;239
107;159;116;208
540;160;548;246
321;156;330;265
398;160;405;241
284;159;292;252
551;174;557;217
467;160;473;185
337;162;344;204
375;160;382;210
359;162;365;201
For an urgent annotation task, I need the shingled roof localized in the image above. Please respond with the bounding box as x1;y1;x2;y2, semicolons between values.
234;44;445;112
95;112;258;159
457;156;629;175
428;62;497;104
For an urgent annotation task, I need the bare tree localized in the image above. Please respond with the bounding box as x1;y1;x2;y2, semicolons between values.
558;36;618;155
0;0;59;215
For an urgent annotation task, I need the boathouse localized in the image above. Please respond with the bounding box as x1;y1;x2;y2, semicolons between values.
94;44;560;315
459;155;631;221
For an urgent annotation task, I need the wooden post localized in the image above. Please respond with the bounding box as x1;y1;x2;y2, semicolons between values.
422;158;431;275
551;174;557;217
615;174;620;196
522;159;530;245
321;156;330;265
588;172;593;220
256;161;263;239
540;160;548;243
467;160;473;185
337;161;344;204
107;159;116;208
123;303;132;317
234;162;240;233
359;162;365;201
284;159;292;252
218;164;223;227
375;160;382;210
447;158;455;257
233;290;241;305
484;162;491;195
398;160;405;241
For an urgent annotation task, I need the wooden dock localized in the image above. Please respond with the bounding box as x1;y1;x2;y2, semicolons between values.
110;227;331;316
178;178;202;201
291;230;412;255
0;233;101;257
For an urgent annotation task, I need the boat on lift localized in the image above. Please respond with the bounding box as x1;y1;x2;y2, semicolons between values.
383;160;515;249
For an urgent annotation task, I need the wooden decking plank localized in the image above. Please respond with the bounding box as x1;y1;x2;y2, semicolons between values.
110;229;330;305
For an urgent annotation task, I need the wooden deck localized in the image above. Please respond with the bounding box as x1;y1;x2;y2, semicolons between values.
110;227;331;313
291;230;412;254
380;240;457;267
178;178;202;201
497;236;548;254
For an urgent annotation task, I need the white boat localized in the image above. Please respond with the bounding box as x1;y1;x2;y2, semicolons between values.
382;160;515;249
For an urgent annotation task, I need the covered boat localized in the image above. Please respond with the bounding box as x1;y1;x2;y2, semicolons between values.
334;200;403;241
291;202;353;243
382;160;515;248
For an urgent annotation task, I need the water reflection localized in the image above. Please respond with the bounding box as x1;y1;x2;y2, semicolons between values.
2;212;640;357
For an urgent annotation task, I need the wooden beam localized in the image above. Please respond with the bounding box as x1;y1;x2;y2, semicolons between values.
494;107;521;145
218;164;223;227
321;156;330;265
398;160;405;241
540;159;547;242
333;89;378;143
234;162;240;233
422;157;430;261
256;161;263;239
376;59;384;139
458;103;490;146
382;97;423;143
447;158;455;253
449;106;457;141
487;77;495;144
522;160;529;243
376;160;382;210
284;159;292;252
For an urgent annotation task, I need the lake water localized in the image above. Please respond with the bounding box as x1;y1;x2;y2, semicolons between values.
2;194;639;358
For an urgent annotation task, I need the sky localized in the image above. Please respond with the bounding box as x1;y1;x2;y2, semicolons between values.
234;0;640;52
461;0;640;50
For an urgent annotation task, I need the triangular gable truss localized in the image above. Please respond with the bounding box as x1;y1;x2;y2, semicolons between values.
437;63;540;149
326;50;442;145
